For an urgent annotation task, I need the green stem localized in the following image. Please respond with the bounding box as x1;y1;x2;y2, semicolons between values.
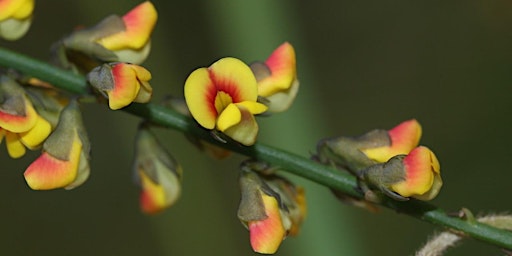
1;46;511;250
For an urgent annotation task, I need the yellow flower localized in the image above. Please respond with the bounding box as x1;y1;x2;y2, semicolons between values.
24;100;90;190
0;0;34;40
184;57;267;146
87;62;153;110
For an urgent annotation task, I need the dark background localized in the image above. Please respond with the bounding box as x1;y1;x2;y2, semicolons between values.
1;1;511;255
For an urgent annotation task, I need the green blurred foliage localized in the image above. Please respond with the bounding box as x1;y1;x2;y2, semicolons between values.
1;0;512;255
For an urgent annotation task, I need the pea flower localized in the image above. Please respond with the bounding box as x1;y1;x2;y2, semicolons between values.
134;125;182;214
59;1;157;69
24;100;91;190
238;169;286;254
87;62;153;110
360;146;442;201
184;57;268;146
315;119;422;172
0;76;51;158
250;42;299;113
240;160;307;236
0;0;34;40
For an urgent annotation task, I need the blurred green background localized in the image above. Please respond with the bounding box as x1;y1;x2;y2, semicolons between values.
1;0;512;255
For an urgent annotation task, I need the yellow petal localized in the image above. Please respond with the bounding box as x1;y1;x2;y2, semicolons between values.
235;101;268;115
216;103;241;132
5;131;25;158
0;0;34;20
19;115;52;149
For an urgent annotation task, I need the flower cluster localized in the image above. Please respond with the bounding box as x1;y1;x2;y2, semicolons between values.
0;76;51;158
0;1;158;191
315;119;442;202
0;1;448;255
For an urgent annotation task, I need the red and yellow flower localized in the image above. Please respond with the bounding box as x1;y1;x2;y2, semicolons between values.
24;100;90;190
238;170;286;254
250;42;299;113
0;0;34;40
360;146;442;201
184;57;267;146
134;126;182;214
61;1;157;68
390;146;442;200
315;119;422;172
0;76;51;158
95;1;157;64
87;62;152;110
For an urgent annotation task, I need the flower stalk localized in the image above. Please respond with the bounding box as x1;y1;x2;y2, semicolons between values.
0;46;511;251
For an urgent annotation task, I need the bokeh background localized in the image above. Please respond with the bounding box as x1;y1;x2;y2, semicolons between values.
1;1;512;255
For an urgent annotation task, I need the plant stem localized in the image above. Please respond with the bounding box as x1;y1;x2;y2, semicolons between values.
0;46;511;250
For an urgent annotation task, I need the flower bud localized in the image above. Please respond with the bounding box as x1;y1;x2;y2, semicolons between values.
87;62;153;110
250;42;299;113
238;164;307;254
238;169;286;254
58;1;157;70
315;119;422;172
134;125;182;214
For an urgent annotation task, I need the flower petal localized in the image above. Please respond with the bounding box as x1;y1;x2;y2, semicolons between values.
96;1;157;51
256;42;297;97
108;63;142;110
0;95;38;133
223;105;260;146
64;150;91;190
0;16;31;40
249;193;286;254
362;119;422;162
184;67;217;129
19;115;52;149
5;131;25;158
0;0;34;20
216;103;241;132
131;64;153;103
0;128;4;143
391;146;440;197
24;133;82;190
